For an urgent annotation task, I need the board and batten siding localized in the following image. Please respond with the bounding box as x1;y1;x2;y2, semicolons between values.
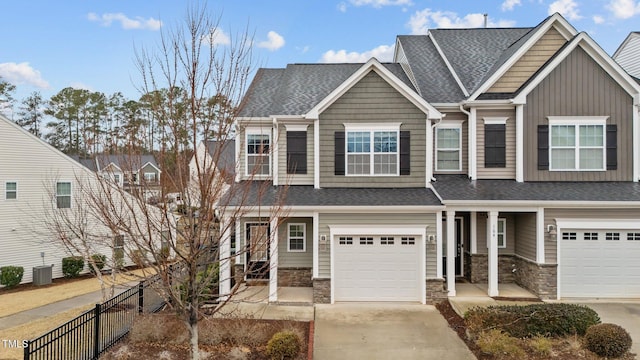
277;124;314;185
318;212;437;278
614;33;640;78
277;217;313;268
544;208;640;263
433;112;468;175
524;47;634;181
488;26;568;93
476;109;516;179
319;70;427;187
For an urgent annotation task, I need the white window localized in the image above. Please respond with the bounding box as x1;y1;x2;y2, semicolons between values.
436;124;462;171
246;130;271;176
113;173;121;185
5;182;17;200
346;129;399;176
144;172;157;182
287;223;306;252
56;182;71;209
497;218;506;248
549;117;606;171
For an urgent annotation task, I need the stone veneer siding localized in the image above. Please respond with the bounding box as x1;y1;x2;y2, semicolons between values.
313;279;331;304
467;253;518;283
426;279;447;303
513;256;557;300
278;268;312;287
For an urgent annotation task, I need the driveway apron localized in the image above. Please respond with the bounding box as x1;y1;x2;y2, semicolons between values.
574;302;640;356
313;303;475;360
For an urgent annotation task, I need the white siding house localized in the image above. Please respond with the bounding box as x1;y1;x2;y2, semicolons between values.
614;32;640;78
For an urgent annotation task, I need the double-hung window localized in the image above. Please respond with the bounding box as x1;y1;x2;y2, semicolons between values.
497;218;506;248
436;123;462;171
56;182;71;209
5;182;17;200
549;117;606;171
287;223;306;252
345;124;399;176
246;129;271;176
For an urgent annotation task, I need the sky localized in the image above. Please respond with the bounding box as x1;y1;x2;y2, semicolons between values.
1;0;639;104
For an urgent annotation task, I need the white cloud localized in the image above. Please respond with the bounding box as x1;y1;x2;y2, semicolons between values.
501;0;522;11
607;0;640;19
548;0;582;20
337;2;348;12
87;12;162;30
349;0;412;8
320;44;395;63
257;31;285;51
408;9;515;33
0;62;49;89
593;15;605;23
208;28;230;46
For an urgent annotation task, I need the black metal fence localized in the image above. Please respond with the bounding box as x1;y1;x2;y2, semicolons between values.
24;277;165;360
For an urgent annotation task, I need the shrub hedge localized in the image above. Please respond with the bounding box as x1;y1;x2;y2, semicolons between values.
62;256;85;278
465;303;601;338
265;331;301;360
0;266;24;288
584;323;632;358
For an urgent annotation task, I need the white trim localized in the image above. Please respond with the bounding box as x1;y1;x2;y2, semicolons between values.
143;172;157;182
515;105;524;182
306;58;443;120
634;103;640;182
470;211;477;254
139;161;161;173
547;116;609;124
555;218;640;230
536;208;545;263
235;131;241;183
5;181;17;200
483;117;508;125
312;212;319;278
55;181;72;209
314;119;320;188
436;211;443;278
429;32;469;97
497;218;507;249
345;128;400;177
273;119;279;186
435;124;463;172
445;210;456;296
244;128;272;178
426;118;433;185
284;124;309;131
269;217;278;302
287;223;306;252
343;122;402;131
487;211;499;297
235;220;242;264
469;108;477;180
547;118;607;171
219;216;231;300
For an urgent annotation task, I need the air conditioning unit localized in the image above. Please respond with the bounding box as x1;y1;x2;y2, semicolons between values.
33;265;53;285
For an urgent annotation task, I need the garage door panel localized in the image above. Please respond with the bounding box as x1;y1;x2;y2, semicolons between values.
561;229;640;298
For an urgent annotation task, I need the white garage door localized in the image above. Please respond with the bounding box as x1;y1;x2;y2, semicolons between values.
333;235;421;302
560;229;640;298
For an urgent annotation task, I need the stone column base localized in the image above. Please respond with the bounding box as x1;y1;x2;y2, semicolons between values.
278;267;312;287
513;256;557;300
468;253;517;283
426;278;447;304
313;278;331;304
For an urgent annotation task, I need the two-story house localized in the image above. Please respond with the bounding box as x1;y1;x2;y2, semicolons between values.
215;13;640;304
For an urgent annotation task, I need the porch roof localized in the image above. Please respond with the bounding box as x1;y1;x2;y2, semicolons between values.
433;175;640;202
224;182;442;207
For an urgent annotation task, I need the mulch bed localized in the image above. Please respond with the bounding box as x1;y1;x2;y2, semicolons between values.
436;300;490;359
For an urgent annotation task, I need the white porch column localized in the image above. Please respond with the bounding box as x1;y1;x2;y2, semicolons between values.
469;108;477;180
312;212;319;278
536;208;545;263
269;217;279;302
446;210;456;296
487;211;499;297
470;211;477;254
516;104;524;182
219;216;231;300
436;211;443;278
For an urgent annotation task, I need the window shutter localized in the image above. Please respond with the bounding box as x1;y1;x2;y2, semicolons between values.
607;124;617;170
334;131;345;175
484;124;506;168
400;131;410;175
537;125;549;170
287;131;307;174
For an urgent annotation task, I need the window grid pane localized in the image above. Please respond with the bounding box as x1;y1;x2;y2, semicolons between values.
549;124;605;170
346;130;398;175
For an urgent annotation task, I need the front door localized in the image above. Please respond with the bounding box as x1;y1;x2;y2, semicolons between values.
246;223;269;280
443;217;464;277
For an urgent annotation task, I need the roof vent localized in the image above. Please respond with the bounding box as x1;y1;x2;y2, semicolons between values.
484;13;488;28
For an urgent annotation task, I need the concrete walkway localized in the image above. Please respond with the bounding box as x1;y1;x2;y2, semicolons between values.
314;303;475;360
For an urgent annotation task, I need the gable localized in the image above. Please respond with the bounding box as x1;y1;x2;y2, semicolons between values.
614;33;640;78
488;26;568;93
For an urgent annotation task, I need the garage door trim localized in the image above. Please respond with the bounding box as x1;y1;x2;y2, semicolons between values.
329;224;427;304
556;218;640;299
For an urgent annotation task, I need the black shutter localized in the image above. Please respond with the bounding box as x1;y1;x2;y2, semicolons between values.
484;124;506;168
607;124;617;170
399;131;410;175
538;125;549;170
335;131;345;175
287;131;307;174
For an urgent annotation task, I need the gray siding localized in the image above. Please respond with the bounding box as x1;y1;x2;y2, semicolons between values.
614;34;640;78
524;46;634;181
433;112;468;175
514;213;536;261
277;217;313;267
318;212;437;278
473;212;516;255
544;208;640;263
477;109;516;179
319;70;427;187
277;124;314;185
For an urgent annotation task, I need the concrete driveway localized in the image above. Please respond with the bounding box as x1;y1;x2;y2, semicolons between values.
573;302;640;356
313;303;475;360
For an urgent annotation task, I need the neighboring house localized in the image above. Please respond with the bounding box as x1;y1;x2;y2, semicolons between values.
614;31;640;79
215;13;640;304
0;115;159;284
74;154;162;199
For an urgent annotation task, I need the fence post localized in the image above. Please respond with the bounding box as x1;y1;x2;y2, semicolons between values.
93;303;101;359
23;340;30;360
138;282;144;314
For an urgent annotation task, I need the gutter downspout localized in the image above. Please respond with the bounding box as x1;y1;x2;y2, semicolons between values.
459;103;476;180
272;117;279;186
429;116;443;182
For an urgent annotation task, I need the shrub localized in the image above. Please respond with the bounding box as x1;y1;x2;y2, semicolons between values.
89;254;106;275
62;256;85;278
476;329;525;359
465;303;600;338
265;331;301;360
529;335;553;356
584;323;632;358
0;266;24;288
